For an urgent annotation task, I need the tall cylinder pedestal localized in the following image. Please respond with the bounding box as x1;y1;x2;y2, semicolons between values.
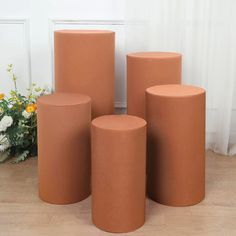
146;85;205;206
127;52;181;119
54;30;115;118
37;93;91;204
91;115;146;233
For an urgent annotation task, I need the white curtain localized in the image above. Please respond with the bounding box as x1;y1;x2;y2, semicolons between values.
125;0;236;155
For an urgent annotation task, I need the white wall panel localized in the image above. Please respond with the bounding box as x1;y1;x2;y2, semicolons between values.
0;19;31;95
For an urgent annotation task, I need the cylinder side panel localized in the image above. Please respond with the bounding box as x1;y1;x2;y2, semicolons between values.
54;32;115;118
127;56;181;119
91;126;146;232
37;103;91;204
146;93;205;206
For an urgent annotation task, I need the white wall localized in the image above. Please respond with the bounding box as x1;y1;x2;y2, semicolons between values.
1;1;236;148
0;0;126;107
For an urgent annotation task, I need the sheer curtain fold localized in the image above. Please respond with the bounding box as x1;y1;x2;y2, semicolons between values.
125;0;236;155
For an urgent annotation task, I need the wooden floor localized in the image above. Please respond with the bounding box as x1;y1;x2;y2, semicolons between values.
0;151;236;236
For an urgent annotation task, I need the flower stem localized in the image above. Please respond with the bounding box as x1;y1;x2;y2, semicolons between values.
12;73;17;92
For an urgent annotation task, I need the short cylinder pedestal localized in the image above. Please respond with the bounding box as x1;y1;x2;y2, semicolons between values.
37;93;91;204
91;115;146;233
54;30;115;118
127;52;181;119
146;85;205;206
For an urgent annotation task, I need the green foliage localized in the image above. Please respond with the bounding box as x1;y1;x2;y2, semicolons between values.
12;150;30;164
0;64;47;163
0;149;10;163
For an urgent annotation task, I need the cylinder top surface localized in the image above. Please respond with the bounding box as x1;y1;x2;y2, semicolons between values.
92;115;146;131
55;29;114;35
127;51;181;59
37;93;91;107
146;84;205;98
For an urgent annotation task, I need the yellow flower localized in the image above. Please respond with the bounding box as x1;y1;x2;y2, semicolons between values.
0;93;5;100
26;104;36;113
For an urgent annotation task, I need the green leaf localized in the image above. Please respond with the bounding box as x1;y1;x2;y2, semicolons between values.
11;150;29;164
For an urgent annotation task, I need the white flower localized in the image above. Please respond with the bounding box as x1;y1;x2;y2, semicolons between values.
0;115;13;132
43;84;51;94
8;104;13;109
0;134;10;152
22;110;32;119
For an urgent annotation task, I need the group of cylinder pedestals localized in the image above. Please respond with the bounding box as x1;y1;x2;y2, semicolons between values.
37;30;205;233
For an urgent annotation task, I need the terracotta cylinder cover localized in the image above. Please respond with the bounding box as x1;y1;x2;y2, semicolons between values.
146;85;205;206
127;52;182;119
54;30;115;118
91;115;146;233
37;93;91;204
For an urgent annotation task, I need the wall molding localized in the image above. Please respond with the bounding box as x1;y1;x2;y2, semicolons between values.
50;19;125;26
115;101;126;108
0;18;32;86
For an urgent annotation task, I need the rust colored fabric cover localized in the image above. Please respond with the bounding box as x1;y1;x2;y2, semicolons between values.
146;85;205;206
54;30;115;118
91;115;146;233
37;93;91;204
127;52;182;119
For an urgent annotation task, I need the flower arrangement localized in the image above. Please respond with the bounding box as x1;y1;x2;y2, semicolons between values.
0;64;47;163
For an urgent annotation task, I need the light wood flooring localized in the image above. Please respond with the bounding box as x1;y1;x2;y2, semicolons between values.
0;151;236;236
